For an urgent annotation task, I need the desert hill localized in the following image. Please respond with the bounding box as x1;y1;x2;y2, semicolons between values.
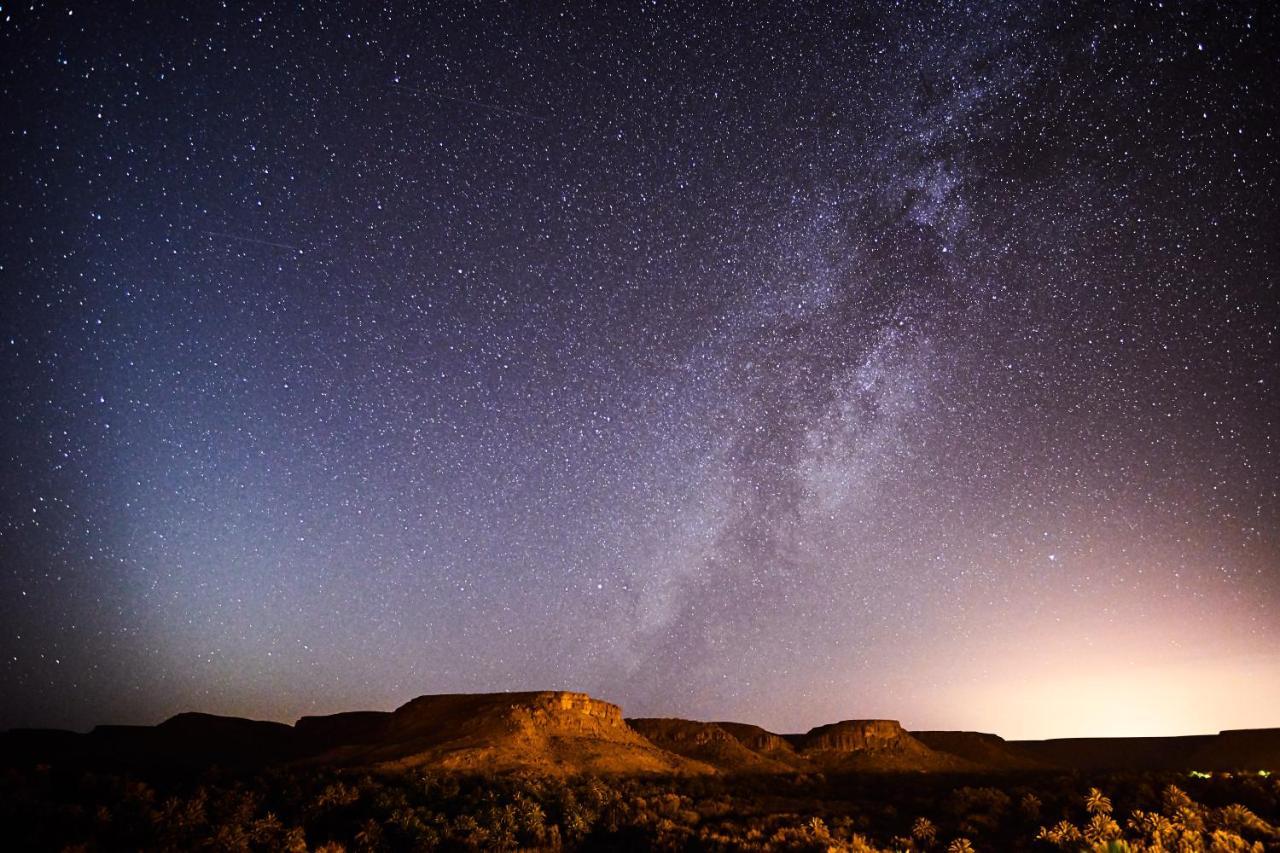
1010;733;1210;771
791;719;976;772
2;690;1278;777
304;691;711;777
294;709;393;748
627;718;797;774
913;730;1052;771
1010;727;1280;772
0;713;310;770
1196;729;1280;771
630;717;977;773
715;721;800;757
0;692;710;777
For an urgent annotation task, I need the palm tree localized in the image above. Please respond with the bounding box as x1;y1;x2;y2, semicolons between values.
1127;809;1174;846
912;816;938;848
1037;820;1083;848
946;838;975;853
1086;787;1113;816
1083;813;1122;845
1018;792;1042;820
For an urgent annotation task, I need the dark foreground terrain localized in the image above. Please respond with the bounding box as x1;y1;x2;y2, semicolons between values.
3;692;1277;850
3;764;1278;851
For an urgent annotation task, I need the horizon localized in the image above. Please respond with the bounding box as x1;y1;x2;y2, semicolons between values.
17;682;1280;744
2;3;1277;741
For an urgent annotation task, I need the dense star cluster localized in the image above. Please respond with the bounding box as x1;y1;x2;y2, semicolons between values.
1;2;1276;737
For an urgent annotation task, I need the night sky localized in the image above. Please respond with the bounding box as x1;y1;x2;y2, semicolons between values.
2;2;1277;739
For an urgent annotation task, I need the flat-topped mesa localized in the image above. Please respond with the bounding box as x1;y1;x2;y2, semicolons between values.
382;691;633;746
797;719;908;753
319;692;709;777
293;695;623;749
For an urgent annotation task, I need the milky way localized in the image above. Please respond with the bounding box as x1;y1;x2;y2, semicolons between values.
2;2;1276;737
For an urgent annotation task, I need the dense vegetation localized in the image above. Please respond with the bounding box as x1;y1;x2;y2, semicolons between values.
3;764;1277;851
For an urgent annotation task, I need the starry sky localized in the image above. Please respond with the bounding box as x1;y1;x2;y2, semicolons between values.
1;2;1277;739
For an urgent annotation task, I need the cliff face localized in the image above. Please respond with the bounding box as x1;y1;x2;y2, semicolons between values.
796;719;908;753
381;691;632;745
507;691;628;735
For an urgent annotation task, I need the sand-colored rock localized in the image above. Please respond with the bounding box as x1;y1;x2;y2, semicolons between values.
788;719;975;771
307;692;714;777
795;719;907;752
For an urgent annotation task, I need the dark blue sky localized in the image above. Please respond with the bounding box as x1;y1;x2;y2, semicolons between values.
2;1;1276;737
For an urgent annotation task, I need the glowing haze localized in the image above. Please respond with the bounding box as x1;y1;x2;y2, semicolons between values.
1;3;1276;739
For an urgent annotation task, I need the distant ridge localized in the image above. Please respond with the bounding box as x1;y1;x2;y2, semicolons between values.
627;718;797;773
913;730;1052;771
2;690;1277;776
630;717;977;773
1010;727;1280;772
